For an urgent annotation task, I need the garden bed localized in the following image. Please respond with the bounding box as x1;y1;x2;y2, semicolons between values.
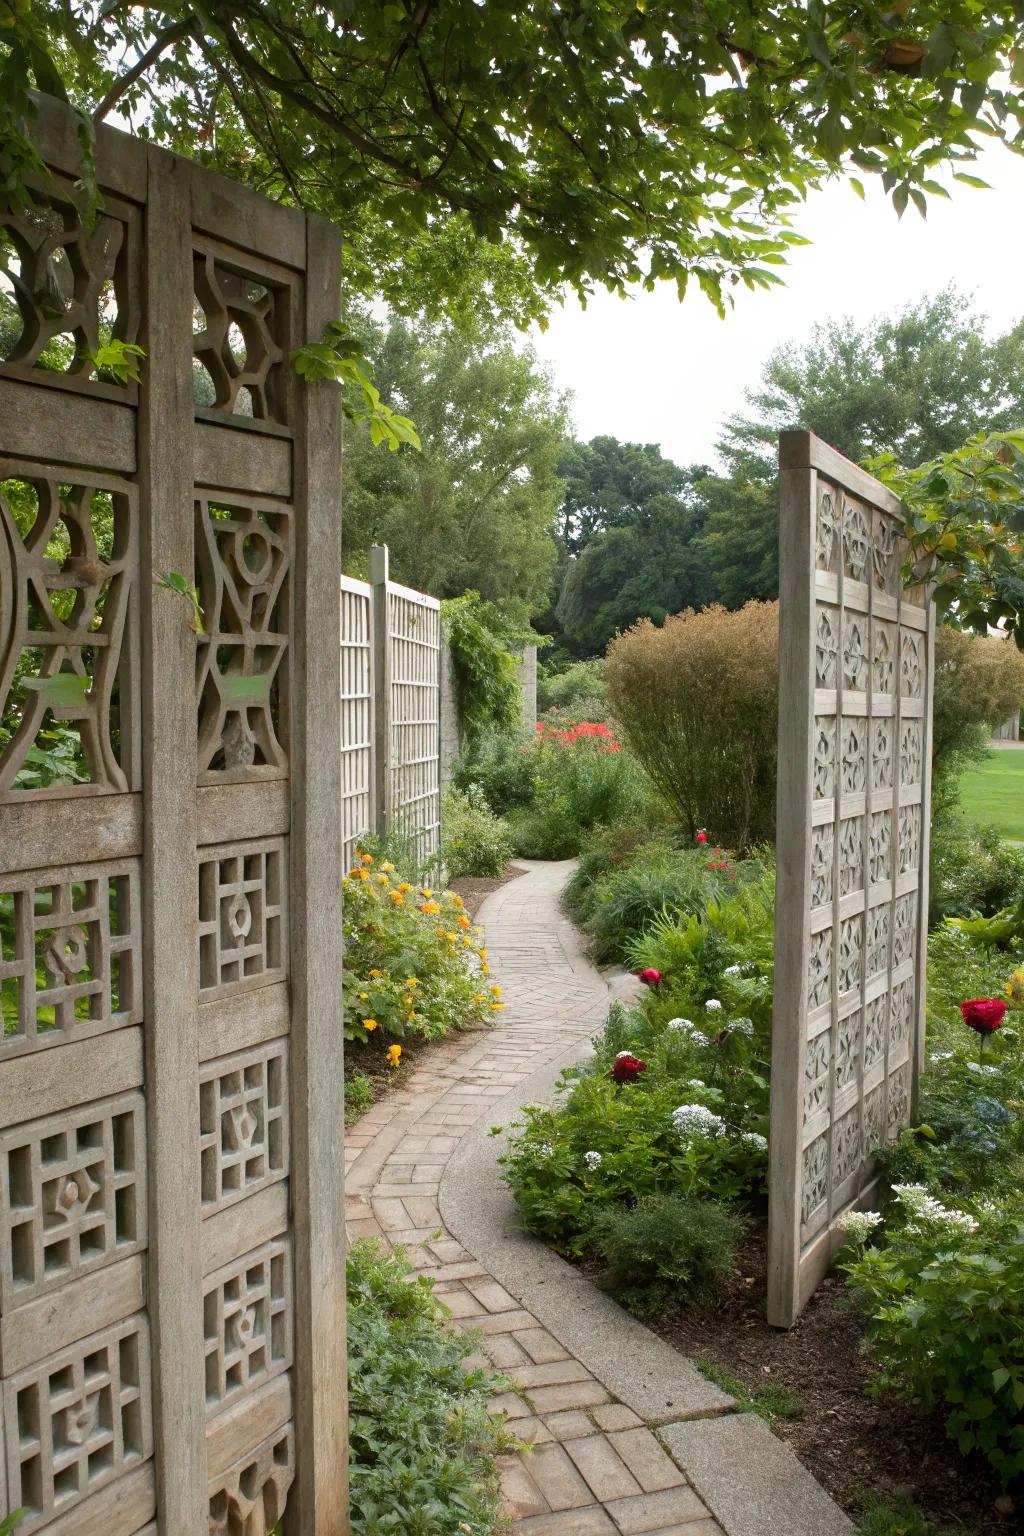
603;1225;1019;1534
449;861;527;921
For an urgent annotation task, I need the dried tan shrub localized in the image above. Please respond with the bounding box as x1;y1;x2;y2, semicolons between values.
605;602;779;849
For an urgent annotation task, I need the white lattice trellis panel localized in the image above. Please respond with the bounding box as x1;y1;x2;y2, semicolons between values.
340;574;373;869
768;432;934;1327
386;580;441;866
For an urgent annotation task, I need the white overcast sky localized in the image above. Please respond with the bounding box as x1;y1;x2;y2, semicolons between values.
528;141;1024;468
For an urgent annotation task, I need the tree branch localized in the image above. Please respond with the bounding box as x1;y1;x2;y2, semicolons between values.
93;18;196;121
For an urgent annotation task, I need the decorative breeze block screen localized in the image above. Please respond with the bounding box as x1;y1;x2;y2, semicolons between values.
768;432;934;1328
387;580;441;865
0;98;345;1534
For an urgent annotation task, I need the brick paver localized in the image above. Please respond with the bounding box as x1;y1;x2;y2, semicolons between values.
344;860;725;1535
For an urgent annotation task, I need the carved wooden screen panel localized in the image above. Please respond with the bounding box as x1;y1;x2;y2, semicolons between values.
0;99;346;1534
768;432;934;1329
386;581;441;866
339;575;374;869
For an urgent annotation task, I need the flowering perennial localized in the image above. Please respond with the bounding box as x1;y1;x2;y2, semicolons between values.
671;1103;726;1139
610;1052;647;1084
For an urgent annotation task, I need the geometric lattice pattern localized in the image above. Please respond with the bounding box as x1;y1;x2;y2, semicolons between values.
387;583;441;866
197;840;286;995
340;575;373;871
199;1043;288;1214
2;1314;152;1527
0;860;141;1055
193;251;286;425
0;1092;146;1308
203;1237;291;1414
769;435;933;1327
208;1425;294;1536
195;497;290;782
0;470;138;796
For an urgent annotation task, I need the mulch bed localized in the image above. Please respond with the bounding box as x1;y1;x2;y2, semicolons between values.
633;1224;1022;1533
449;862;528;921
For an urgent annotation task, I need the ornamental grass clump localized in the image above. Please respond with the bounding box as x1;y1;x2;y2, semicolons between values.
589;1192;744;1302
605;601;778;849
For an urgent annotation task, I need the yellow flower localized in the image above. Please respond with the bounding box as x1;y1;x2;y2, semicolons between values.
420;900;441;915
479;949;488;961
389;890;404;904
451;894;464;908
480;963;490;975
490;1002;505;1012
358;991;369;1000
421;888;433;899
403;995;414;1006
406;977;420;988
1007;967;1024;1004
369;969;384;979
352;867;369;881
385;1044;402;1067
380;861;396;873
444;930;458;943
397;882;413;893
406;1012;417;1023
359;852;374;864
362;1018;379;1032
458;914;471;929
490;984;502;997
472;993;486;1005
376;872;390;885
463;937;473;948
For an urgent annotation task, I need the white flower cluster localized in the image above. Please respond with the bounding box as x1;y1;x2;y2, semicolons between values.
723;964;743;977
740;1131;768;1152
835;1209;883;1241
705;998;723;1012
729;1017;755;1038
687;1078;706;1089
615;1050;636;1060
583;1151;603;1171
966;1061;999;1076
671;1103;725;1139
534;1142;554;1159
667;1019;710;1046
929;1051;954;1064
892;1183;977;1232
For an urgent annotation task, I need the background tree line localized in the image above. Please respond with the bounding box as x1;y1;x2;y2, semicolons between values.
344;287;1024;658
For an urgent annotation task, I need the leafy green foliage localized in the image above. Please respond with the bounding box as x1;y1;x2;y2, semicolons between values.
589;1193;744;1302
25;4;1024;325
842;1198;1024;1485
853;1496;957;1536
867;432;1024;645
695;1361;803;1424
345;1072;374;1124
442;596;523;748
342;853;499;1049
292;321;420;451
440;788;514;880
929;818;1024;925
536;659;606;717
347;1240;507;1536
342;320;565;610
156;570;204;633
89;338;146;385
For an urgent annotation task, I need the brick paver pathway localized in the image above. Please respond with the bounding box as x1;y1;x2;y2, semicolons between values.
345;860;727;1535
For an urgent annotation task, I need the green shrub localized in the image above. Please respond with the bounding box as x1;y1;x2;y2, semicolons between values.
536;657;606;715
441;593;524;746
605;602;778;849
626;871;776;1002
343;853;501;1049
348;1239;507;1535
589;1192;743;1300
345;1073;374;1122
929;817;1024;924
453;729;537;818
841;1192;1024;1485
440;787;514;878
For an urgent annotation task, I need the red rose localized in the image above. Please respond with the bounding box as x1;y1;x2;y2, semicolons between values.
637;967;661;987
696;830;708;844
610;1053;647;1084
961;997;1008;1034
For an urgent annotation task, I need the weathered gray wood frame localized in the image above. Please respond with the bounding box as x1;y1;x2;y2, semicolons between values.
768;431;934;1329
0;97;347;1533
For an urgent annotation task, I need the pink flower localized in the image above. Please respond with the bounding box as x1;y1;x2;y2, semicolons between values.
696;830;708;845
610;1053;647;1084
961;998;1009;1035
637;968;661;988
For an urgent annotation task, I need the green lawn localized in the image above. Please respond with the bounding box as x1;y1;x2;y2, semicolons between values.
957;747;1024;842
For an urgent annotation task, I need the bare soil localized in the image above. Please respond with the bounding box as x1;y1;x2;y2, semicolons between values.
449;863;528;921
638;1225;1023;1533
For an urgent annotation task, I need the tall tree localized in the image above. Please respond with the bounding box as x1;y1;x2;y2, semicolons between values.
14;5;1024;324
342;320;566;610
722;287;1024;471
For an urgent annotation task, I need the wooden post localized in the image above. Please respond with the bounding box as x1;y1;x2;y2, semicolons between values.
286;215;348;1534
370;544;390;839
138;145;207;1533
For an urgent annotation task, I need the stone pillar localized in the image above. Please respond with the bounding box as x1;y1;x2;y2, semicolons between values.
518;645;538;735
440;640;461;788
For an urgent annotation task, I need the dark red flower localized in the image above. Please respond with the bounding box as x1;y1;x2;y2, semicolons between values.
696;830;708;844
610;1052;647;1084
961;997;1009;1034
637;967;662;987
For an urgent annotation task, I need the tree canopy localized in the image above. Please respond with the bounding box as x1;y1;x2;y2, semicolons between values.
10;3;1024;323
341;319;566;610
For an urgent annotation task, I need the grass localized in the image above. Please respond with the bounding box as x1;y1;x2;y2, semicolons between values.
956;747;1024;843
695;1360;803;1423
854;1496;974;1536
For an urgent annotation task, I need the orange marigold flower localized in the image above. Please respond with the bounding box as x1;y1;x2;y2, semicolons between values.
389;890;404;904
419;900;441;915
362;1018;379;1032
397;882;413;893
458;914;471;929
385;1044;402;1067
451;895;465;908
359;852;374;864
375;873;390;885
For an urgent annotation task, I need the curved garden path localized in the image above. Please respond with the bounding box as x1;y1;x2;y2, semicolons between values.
344;860;853;1536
